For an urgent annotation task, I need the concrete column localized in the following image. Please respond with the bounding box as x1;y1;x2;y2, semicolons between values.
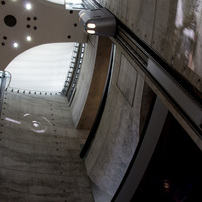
71;36;112;130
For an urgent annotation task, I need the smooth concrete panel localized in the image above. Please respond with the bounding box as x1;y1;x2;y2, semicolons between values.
0;167;93;202
97;0;202;92
117;54;137;106
0;90;94;201
99;0;156;45
151;0;202;92
71;36;98;129
71;36;112;130
85;48;145;201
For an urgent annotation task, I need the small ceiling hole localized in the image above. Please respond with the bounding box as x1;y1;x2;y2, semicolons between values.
1;42;5;46
27;24;31;28
70;10;73;14
3;36;7;40
1;1;5;5
33;16;37;20
33;26;37;30
4;15;17;27
27;17;31;21
74;23;77;27
67;35;71;39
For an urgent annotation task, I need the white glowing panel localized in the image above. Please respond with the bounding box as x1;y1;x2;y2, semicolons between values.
45;0;65;5
65;0;83;3
6;43;75;92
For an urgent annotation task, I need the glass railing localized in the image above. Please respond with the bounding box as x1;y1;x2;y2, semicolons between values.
0;71;11;91
0;71;11;117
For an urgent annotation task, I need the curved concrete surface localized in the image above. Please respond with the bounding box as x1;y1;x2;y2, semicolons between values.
0;90;94;201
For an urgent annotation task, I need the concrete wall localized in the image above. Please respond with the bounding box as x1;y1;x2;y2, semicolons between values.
0;90;94;201
83;38;202;202
72;1;202;200
98;0;202;93
71;36;112;130
84;47;146;201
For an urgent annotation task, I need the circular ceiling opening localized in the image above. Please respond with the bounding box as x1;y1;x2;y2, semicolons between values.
4;15;17;27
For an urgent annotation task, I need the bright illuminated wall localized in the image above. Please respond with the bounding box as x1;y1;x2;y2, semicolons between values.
6;43;74;93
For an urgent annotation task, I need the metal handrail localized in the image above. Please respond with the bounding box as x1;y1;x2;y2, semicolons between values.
0;71;11;117
67;44;85;103
62;43;80;95
62;43;85;104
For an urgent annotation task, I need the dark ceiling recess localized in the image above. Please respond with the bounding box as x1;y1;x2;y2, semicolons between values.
1;1;5;5
1;36;7;46
26;16;38;30
4;15;17;27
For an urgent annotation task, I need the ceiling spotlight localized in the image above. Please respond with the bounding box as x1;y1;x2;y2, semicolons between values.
25;2;32;10
79;8;116;36
87;23;96;29
87;30;95;34
13;42;19;48
26;36;32;41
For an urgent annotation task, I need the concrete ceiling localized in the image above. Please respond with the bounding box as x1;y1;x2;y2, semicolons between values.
0;0;87;92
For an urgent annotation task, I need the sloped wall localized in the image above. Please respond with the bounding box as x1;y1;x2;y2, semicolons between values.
70;36;112;130
0;90;93;201
84;47;146;201
97;0;202;93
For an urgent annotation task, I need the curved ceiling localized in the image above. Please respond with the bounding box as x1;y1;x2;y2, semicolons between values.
0;0;87;69
5;43;74;93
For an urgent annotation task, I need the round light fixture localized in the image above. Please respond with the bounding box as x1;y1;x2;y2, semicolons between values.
25;3;32;10
13;42;19;48
26;36;32;41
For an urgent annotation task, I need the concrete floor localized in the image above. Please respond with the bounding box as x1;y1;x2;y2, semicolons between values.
0;89;94;201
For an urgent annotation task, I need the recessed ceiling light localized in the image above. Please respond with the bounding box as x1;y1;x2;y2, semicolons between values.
13;42;19;48
25;3;32;10
26;36;32;41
